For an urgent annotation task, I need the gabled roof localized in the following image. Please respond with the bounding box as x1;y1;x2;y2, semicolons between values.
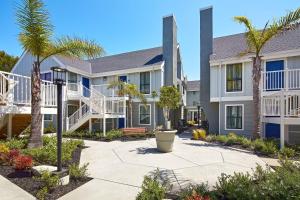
89;47;163;73
187;80;200;91
54;47;163;74
211;25;300;61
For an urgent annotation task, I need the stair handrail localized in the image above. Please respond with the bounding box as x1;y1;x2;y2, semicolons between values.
67;103;90;130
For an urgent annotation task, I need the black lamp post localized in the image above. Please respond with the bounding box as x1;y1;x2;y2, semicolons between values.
197;105;201;127
51;66;67;172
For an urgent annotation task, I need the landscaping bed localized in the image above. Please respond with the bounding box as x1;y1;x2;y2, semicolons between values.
0;136;92;200
192;130;300;159
0;165;92;200
63;129;155;142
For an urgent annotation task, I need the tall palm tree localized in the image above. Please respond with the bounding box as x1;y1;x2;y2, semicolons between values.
16;0;104;148
234;8;300;139
108;80;146;127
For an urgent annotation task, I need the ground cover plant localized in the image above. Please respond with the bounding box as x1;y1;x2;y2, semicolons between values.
137;159;300;200
203;133;299;159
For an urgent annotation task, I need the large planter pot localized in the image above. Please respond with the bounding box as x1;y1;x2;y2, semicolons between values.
155;130;177;153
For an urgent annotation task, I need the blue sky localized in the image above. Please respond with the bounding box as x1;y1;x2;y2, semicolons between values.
0;0;298;80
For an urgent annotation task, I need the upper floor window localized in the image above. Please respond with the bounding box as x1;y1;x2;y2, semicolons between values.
226;63;242;92
140;72;150;94
226;105;243;130
41;72;51;81
68;72;77;83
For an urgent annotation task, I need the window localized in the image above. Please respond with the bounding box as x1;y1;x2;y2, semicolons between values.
41;72;51;81
68;72;77;83
44;114;52;121
226;105;243;130
226;63;242;92
139;104;151;125
140;72;150;94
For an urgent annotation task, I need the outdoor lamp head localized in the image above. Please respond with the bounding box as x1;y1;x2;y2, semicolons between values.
51;66;67;85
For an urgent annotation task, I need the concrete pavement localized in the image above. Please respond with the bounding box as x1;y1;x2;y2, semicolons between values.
59;132;267;200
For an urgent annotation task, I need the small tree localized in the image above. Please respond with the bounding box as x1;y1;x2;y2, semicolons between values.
157;86;181;130
108;80;146;127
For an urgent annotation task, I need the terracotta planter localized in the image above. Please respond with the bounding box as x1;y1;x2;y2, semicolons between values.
155;130;177;153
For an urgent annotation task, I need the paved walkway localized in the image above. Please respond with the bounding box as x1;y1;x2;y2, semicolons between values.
59;132;267;200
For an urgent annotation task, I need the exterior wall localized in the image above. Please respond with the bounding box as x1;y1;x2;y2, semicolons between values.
288;125;300;144
287;56;300;69
219;100;254;137
210;62;253;99
200;7;219;133
131;102;163;130
12;52;60;76
187;91;200;107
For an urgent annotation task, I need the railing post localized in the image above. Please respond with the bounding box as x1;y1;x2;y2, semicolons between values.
285;68;289;91
66;117;69;131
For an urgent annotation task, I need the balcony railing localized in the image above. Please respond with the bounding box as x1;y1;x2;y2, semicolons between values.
262;69;300;91
91;84;119;97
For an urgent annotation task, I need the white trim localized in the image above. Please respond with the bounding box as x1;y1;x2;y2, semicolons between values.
139;104;151;125
139;71;151;95
210;96;253;102
210;49;300;66
224;62;244;94
224;104;244;131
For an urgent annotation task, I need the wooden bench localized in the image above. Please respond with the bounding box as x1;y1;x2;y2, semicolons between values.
122;127;147;136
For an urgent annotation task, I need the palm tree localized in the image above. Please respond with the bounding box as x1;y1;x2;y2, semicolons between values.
234;8;300;139
108;80;146;127
16;0;104;148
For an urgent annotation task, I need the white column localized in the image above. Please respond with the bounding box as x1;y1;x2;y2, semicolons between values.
123;98;126;128
7;114;12;140
41;114;44;136
280;91;285;149
103;117;106;136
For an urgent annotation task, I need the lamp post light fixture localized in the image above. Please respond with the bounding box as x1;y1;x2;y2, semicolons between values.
197;105;201;127
51;66;67;172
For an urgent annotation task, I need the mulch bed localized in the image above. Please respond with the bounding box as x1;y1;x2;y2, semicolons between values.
0;165;92;200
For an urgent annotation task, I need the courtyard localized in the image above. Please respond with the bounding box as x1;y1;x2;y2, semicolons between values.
58;132;267;200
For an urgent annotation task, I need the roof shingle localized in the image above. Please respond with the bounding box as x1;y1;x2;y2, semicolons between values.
187;80;200;91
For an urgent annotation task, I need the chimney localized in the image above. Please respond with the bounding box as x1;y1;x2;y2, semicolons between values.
200;6;219;134
163;15;177;86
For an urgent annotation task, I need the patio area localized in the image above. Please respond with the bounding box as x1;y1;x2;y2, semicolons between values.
59;132;267;200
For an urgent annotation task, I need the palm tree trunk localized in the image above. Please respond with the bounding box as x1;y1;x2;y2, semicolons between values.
252;56;262;139
28;60;43;148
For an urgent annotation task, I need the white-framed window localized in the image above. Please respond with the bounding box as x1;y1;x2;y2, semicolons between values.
41;72;52;81
226;63;243;92
225;104;244;130
139;104;151;125
44;114;53;121
140;72;150;94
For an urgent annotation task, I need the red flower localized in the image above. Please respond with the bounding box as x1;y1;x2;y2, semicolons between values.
13;155;33;170
7;149;20;165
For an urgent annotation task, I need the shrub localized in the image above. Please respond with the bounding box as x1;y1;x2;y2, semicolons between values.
279;147;295;158
239;137;252;148
215;135;229;144
44;122;55;134
0;143;9;154
186;191;211;200
39;170;60;190
253;139;277;155
105;129;122;141
179;183;210;200
253;139;266;152
69;163;89;180
36;186;48;200
205;135;217;142
136;175;166;200
13;155;33;170
23;136;84;166
187;120;195;126
7;149;20;165
4;138;28;149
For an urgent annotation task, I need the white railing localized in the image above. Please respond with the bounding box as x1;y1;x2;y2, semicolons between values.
0;71;57;107
262;69;300;91
0;73;9;103
67;103;90;130
105;98;125;114
262;93;300;117
92;84;119;97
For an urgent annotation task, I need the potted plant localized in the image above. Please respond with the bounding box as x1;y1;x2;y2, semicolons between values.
156;86;181;152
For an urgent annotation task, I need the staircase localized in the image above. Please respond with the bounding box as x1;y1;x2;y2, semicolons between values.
0;70;57;137
0;114;31;138
66;85;125;132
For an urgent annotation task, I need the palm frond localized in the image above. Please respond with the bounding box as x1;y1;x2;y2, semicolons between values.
41;36;104;62
234;16;261;53
16;0;53;56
